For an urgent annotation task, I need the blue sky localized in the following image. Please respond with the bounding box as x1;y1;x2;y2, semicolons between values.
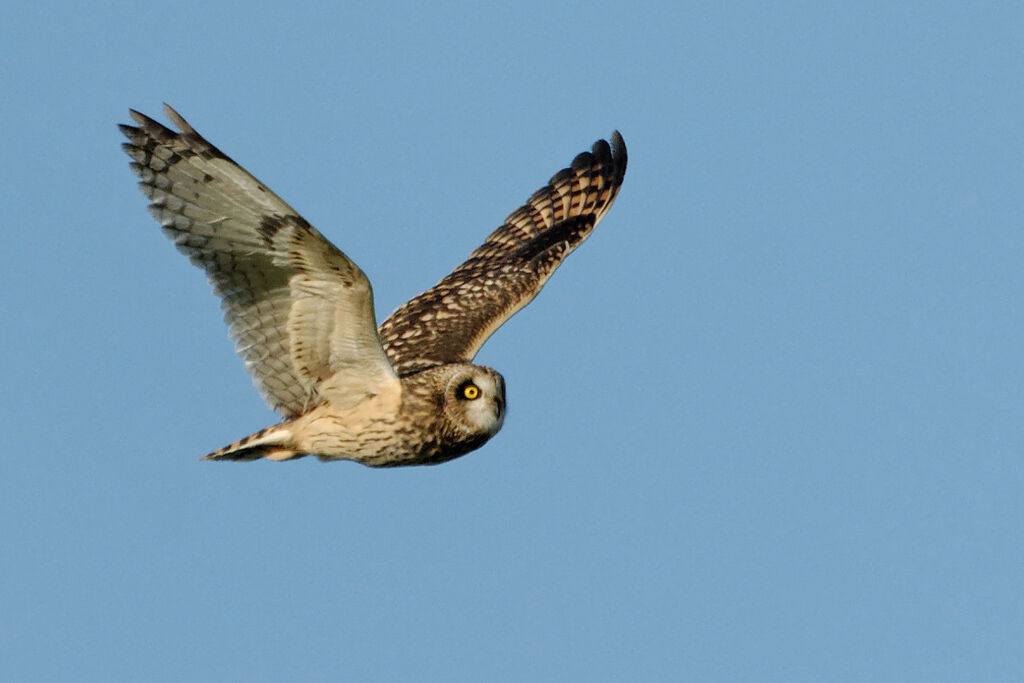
3;1;1023;680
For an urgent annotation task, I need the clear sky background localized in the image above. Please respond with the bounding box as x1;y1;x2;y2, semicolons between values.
3;2;1022;681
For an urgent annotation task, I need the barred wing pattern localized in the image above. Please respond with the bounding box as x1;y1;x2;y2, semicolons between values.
121;106;399;418
379;132;627;375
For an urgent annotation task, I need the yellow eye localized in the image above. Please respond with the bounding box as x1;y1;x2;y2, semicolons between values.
462;384;480;400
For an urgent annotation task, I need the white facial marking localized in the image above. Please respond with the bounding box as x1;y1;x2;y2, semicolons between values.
457;371;505;435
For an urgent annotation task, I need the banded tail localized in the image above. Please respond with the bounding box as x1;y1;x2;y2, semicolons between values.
202;422;303;461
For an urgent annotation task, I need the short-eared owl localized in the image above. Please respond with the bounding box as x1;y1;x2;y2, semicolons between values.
120;106;626;466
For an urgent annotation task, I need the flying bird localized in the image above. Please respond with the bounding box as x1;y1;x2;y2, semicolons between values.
120;105;626;466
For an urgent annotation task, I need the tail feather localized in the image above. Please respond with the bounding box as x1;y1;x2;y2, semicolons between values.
202;422;303;461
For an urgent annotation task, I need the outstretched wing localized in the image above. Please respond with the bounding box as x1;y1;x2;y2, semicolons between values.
120;105;399;417
379;132;627;375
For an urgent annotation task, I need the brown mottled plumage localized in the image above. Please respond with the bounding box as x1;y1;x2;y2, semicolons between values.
120;105;626;466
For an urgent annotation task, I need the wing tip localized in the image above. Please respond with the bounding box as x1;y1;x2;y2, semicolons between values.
608;130;627;184
163;103;196;134
126;107;178;141
610;130;626;162
117;123;139;140
580;131;627;186
125;104;189;135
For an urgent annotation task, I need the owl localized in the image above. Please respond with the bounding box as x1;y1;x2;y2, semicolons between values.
120;105;626;466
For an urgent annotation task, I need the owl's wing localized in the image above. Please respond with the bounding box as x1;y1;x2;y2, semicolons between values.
121;105;399;417
379;132;627;375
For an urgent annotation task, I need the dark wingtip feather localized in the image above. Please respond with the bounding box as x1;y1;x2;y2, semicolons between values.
117;123;139;140
609;131;627;184
120;141;138;156
201;447;265;462
570;149;596;171
163;103;196;134
128;108;177;140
